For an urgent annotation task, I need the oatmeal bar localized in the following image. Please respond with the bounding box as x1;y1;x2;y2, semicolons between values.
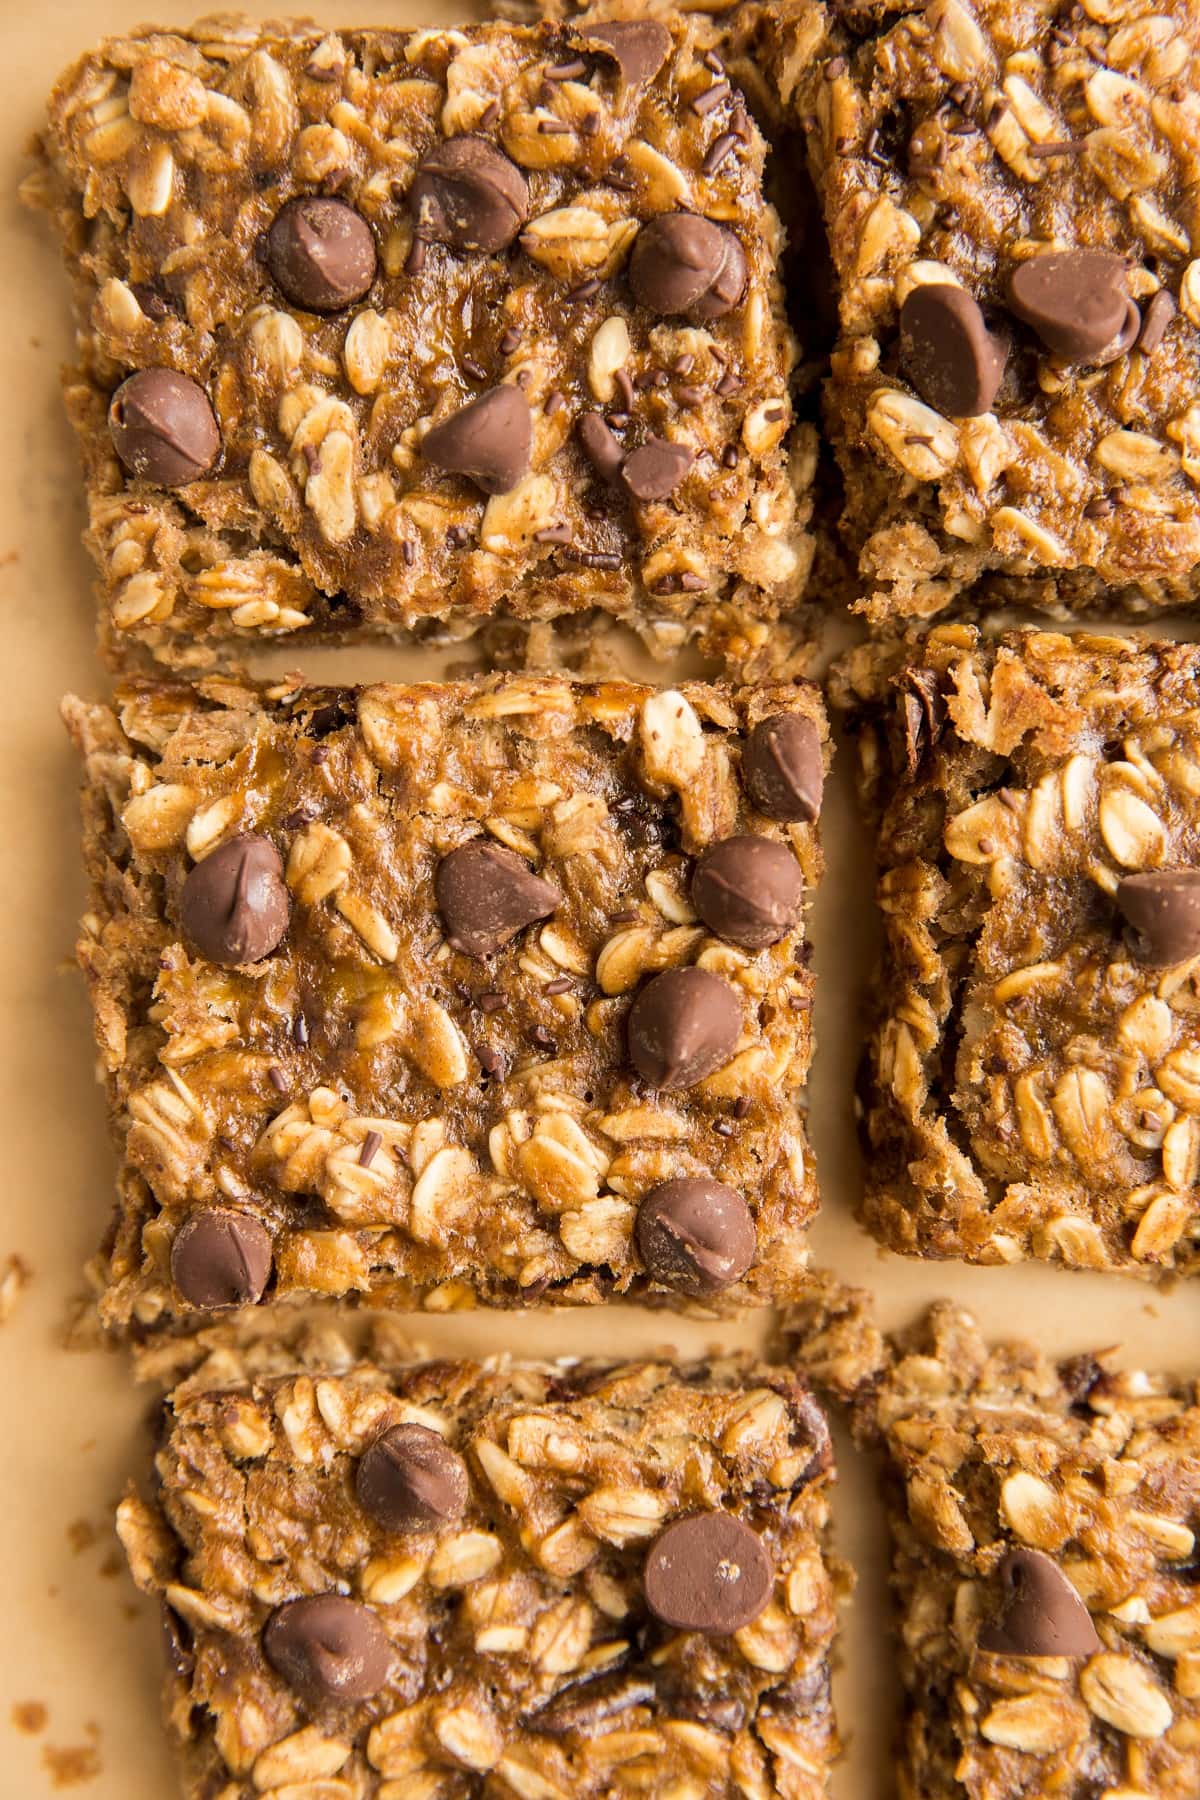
840;625;1200;1276
807;1301;1200;1800
29;16;809;668
64;672;826;1333
805;0;1200;622
116;1349;840;1800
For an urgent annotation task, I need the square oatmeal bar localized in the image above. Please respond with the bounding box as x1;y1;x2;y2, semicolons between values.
807;0;1200;622
117;1349;840;1799
795;1301;1200;1800
30;16;808;667
64;672;826;1334
840;626;1200;1276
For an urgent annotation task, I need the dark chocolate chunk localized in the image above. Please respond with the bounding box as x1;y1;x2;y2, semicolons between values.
356;1423;469;1531
629;215;747;320
436;839;561;956
899;283;1007;416
1116;870;1200;964
109;370;220;487
978;1549;1100;1657
644;1513;773;1632
263;1595;391;1707
180;835;290;966
266;196;377;311
411;137;529;253
627;967;741;1087
170;1209;272;1310
636;1176;756;1294
422;386;532;494
692;835;804;949
742;715;823;821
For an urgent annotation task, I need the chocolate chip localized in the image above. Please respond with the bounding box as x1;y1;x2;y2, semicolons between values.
170;1210;272;1310
978;1549;1100;1657
627;967;741;1087
621;438;694;501
109;370;220;487
1138;288;1176;355
436;839;561;956
629;215;747;320
899;283;1007;416
636;1177;756;1294
579;412;625;482
180;835;290;966
411;136;529;252
356;1424;469;1531
422;386;532;494
1116;870;1200;964
692;835;804;949
742;715;824;821
266;196;377;312
586;19;672;86
263;1595;391;1708
644;1513;773;1633
1007;249;1139;364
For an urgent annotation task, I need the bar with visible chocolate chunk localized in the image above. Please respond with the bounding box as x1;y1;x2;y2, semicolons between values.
64;671;826;1334
805;0;1200;622
117;1346;840;1800
837;625;1200;1277
798;1301;1200;1800
28;16;810;668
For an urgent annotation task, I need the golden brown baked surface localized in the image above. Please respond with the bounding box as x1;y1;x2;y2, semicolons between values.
65;671;825;1333
804;0;1200;621
837;625;1200;1276
787;1301;1200;1800
118;1348;839;1800
29;16;810;667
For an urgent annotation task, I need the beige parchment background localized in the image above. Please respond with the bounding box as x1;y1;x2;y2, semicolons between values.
3;3;1200;1794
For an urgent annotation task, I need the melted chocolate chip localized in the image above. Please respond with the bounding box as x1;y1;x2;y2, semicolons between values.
422;386;532;494
1008;249;1139;364
978;1549;1100;1657
899;283;1007;416
170;1209;273;1310
644;1513;773;1633
436;839;561;956
1116;870;1200;965
578;412;625;482
742;715;823;821
263;1595;391;1708
692;835;804;949
629;215;747;320
627;967;741;1087
356;1424;469;1531
636;1177;756;1294
411;137;529;252
180;835;290;966
621;437;694;501
109;370;220;487
266;196;377;311
586;19;672;86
